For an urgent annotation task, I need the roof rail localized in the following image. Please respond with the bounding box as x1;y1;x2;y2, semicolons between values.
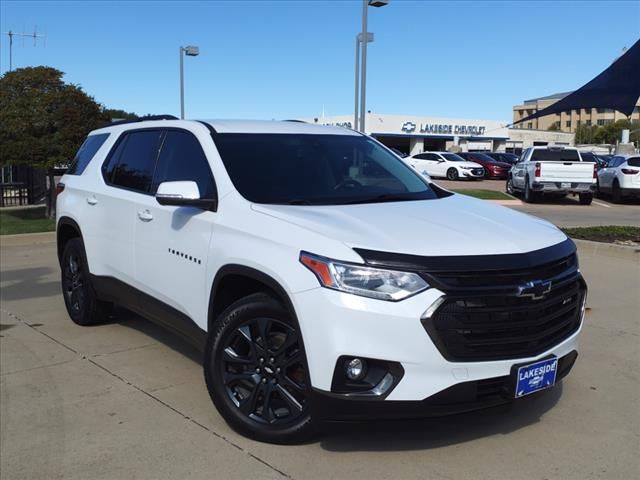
109;114;179;126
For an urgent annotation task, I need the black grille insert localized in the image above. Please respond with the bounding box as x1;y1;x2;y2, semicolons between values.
423;277;585;361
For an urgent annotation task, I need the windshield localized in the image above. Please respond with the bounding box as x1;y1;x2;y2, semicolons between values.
214;133;439;205
531;149;580;162
580;152;597;163
442;153;466;162
472;153;499;162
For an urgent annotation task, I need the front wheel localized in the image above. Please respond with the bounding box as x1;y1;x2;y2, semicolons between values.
446;168;459;180
204;293;314;444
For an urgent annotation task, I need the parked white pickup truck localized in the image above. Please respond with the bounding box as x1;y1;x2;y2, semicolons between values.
506;146;597;204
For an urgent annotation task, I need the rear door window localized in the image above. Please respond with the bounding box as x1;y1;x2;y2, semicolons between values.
103;130;164;194
67;133;110;175
152;130;216;198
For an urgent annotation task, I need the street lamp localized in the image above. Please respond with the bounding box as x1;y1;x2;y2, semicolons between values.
354;32;373;131
358;0;389;133
179;45;200;119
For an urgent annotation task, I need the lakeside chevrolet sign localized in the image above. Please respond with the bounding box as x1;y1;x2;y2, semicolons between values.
401;121;486;136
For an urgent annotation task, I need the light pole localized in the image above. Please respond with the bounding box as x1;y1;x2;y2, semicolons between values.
358;0;388;133
179;45;200;119
354;32;373;131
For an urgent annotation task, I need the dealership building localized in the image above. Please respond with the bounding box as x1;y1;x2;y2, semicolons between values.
300;113;573;155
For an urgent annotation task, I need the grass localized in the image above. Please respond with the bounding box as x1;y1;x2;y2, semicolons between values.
561;226;640;244
0;206;55;235
452;189;514;200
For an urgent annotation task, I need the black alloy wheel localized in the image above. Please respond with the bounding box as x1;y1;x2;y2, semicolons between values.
205;293;313;443
60;238;113;326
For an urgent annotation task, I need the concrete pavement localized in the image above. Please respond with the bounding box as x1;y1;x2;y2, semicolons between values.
436;179;640;227
1;234;639;479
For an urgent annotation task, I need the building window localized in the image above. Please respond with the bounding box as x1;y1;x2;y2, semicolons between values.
527;123;533;129
604;119;613;125
586;120;592;126
597;119;605;126
566;121;571;128
597;108;614;114
565;111;572;116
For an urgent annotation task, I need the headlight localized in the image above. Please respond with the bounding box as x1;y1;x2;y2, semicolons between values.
460;166;474;170
299;252;429;301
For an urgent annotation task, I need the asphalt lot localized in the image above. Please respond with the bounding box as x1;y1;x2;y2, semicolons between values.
436;178;640;227
1;233;638;480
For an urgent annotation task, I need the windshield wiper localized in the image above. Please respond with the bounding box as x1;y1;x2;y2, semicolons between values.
287;199;314;205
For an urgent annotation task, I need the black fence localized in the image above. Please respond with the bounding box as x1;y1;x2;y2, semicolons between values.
0;183;30;207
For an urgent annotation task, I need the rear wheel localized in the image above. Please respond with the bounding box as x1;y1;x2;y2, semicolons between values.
204;293;314;444
611;181;622;203
61;238;113;326
524;178;539;203
446;168;459;181
579;193;593;205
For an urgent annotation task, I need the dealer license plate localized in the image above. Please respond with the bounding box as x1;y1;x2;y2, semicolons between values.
561;182;571;189
515;357;558;398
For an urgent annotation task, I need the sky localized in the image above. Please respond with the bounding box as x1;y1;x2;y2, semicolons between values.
1;0;638;122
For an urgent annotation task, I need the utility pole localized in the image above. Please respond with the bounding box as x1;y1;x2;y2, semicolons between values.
3;28;46;71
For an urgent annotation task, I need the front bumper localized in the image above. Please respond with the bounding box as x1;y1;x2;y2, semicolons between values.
311;350;578;421
292;284;583;404
460;168;484;179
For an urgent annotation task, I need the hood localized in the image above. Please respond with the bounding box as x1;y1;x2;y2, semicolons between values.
251;194;566;258
456;161;484;169
489;161;512;169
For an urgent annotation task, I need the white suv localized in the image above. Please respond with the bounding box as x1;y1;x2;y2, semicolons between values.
57;118;586;443
405;151;484;180
596;154;640;202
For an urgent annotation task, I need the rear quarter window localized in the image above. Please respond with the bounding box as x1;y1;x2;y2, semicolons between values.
66;133;110;175
626;158;640;167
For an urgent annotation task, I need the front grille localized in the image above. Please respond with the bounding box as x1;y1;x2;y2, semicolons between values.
423;277;585;362
472;169;484;176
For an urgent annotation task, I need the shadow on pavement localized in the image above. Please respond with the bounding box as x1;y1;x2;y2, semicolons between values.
0;267;61;301
319;384;562;452
114;308;203;365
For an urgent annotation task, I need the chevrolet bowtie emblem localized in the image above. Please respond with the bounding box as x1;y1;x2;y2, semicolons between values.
517;280;552;300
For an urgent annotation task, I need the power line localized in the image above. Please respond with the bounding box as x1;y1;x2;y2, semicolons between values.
3;27;46;71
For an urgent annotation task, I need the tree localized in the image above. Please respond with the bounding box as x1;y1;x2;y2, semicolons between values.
574;123;598;144
102;108;137;121
0;66;106;217
547;121;561;131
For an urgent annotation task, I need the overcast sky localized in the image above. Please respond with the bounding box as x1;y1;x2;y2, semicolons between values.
1;1;638;122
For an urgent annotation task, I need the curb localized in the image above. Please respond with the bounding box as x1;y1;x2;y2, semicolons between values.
0;231;56;247
573;238;639;261
489;199;523;206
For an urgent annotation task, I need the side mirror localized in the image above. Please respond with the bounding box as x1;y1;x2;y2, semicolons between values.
155;181;217;210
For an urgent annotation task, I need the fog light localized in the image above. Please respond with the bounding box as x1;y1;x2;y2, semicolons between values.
345;358;366;380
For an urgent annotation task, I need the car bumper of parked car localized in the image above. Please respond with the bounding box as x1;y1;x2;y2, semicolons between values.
532;182;597;194
293;284;584;420
460;169;484;179
487;170;509;179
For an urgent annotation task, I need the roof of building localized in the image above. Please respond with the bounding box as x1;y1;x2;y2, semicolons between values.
524;91;573;104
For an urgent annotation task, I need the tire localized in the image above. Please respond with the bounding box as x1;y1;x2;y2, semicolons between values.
611;181;622;203
60;238;113;326
524;177;539;203
204;293;314;444
506;175;516;195
579;193;593;205
446;168;459;181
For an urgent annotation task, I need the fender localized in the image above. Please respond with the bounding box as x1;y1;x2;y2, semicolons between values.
56;216;84;264
208;264;300;332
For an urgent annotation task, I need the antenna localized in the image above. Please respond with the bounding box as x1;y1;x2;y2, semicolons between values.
3;27;46;71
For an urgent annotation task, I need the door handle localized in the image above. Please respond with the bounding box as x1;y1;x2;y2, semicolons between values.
86;196;98;206
137;209;153;222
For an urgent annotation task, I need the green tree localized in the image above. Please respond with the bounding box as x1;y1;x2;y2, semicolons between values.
0;66;106;217
547;121;561;131
574;123;598;144
102;108;137;121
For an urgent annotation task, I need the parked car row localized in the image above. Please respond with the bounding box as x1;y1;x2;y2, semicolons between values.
400;146;639;204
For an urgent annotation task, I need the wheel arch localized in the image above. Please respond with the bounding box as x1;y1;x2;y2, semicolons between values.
208;265;299;334
57;216;84;265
